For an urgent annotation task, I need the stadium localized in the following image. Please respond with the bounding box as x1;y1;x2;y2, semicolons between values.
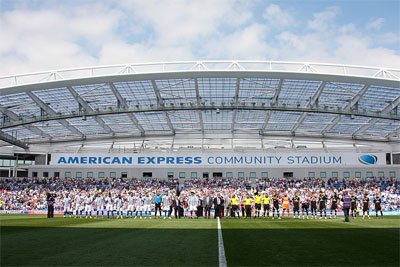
0;61;399;178
1;60;399;266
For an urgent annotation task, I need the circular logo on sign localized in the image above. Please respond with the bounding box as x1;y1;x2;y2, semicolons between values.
358;155;377;165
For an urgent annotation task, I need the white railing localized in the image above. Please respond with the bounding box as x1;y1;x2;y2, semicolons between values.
0;60;399;89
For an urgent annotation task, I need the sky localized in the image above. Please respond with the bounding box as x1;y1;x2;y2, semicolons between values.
0;0;399;76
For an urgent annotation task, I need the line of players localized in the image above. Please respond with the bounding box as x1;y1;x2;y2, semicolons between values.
62;191;174;219
61;189;384;220
231;191;384;219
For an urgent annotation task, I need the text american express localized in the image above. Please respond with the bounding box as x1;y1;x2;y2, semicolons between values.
56;155;342;165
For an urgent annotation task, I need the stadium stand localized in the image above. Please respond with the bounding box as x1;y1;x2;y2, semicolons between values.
1;176;398;218
0;61;399;217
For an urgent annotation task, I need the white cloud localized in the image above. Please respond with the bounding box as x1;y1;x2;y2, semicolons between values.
263;4;294;28
307;7;339;32
338;24;357;34
375;32;400;45
274;25;400;68
98;41;194;65
116;0;252;46
275;31;335;63
203;23;275;60
0;3;121;74
332;34;400;68
366;18;385;30
0;1;398;77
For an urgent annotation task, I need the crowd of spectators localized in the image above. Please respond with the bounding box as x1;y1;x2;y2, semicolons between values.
0;176;398;214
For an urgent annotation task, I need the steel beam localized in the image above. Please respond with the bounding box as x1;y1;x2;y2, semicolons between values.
2;103;398;131
0;130;29;149
353;96;400;136
26;91;84;137
0;106;52;139
194;78;204;133
231;78;241;132
66;86;114;135
151;80;175;134
261;78;284;132
322;84;370;133
109;82;145;135
291;81;327;133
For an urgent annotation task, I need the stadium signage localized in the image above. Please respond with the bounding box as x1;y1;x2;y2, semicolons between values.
358;155;378;165
51;152;384;167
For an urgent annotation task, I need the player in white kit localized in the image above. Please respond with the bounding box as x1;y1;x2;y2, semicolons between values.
143;193;152;219
63;193;72;218
135;194;144;219
74;193;84;218
114;194;124;219
84;193;93;219
95;193;105;219
162;192;171;219
188;191;199;218
127;192;136;218
105;193;114;218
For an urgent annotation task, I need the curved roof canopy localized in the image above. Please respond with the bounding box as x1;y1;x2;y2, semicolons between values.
0;61;399;150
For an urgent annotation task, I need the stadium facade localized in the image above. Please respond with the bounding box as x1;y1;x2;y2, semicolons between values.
0;61;399;179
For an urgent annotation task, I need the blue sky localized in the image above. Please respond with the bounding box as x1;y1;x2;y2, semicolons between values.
0;0;399;75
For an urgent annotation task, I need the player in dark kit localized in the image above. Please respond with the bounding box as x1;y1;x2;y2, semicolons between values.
373;194;383;217
318;192;328;219
292;193;301;219
330;192;339;219
301;196;309;219
310;195;318;219
362;193;371;219
272;193;280;219
350;193;358;218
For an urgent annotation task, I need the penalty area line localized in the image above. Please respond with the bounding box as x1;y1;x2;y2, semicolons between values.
217;217;227;267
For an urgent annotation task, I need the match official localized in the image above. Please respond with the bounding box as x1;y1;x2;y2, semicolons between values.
153;191;162;218
244;193;253;218
46;192;55;218
254;192;262;218
214;193;223;219
342;191;351;222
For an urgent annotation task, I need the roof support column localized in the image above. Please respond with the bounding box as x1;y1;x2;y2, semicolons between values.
26;91;84;137
231;78;240;132
66;86;114;135
353;96;400;137
291;81;327;133
194;78;204;133
261;78;284;133
109;83;145;135
0;130;29;149
151;80;175;134
322;84;370;134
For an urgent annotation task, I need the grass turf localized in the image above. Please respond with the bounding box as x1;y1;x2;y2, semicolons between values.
221;217;400;266
0;215;399;266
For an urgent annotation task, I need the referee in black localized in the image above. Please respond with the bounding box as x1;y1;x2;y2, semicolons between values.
47;192;55;218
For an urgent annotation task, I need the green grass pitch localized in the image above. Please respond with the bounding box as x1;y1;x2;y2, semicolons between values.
1;215;399;266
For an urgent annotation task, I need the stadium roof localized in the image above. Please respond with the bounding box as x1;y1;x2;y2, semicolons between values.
0;61;399;152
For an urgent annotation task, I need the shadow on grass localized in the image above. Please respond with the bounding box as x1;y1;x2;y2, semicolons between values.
1;227;218;266
222;228;400;267
1;226;399;266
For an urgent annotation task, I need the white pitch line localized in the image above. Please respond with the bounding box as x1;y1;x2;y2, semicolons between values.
217;217;227;267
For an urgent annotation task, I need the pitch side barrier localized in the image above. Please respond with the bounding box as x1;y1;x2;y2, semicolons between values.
1;210;399;216
1;177;399;181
